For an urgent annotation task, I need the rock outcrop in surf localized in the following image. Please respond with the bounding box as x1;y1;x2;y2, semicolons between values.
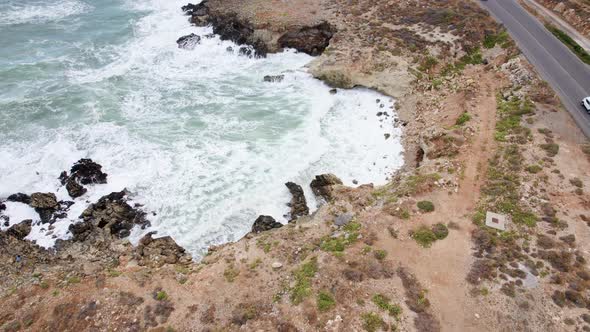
59;158;108;198
181;1;335;57
251;215;282;233
285;182;309;221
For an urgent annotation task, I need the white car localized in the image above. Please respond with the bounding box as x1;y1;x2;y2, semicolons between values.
583;97;590;112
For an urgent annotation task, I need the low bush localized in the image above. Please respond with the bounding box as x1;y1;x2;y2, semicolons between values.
456;112;471;126
417;200;435;212
525;165;542;173
362;312;385;332
372;294;402;317
374;250;387;261
540;143;559;157
291;257;318;304
224;265;240;282
317;291;336;312
432;223;449;240
156;291;168;301
412;227;438;248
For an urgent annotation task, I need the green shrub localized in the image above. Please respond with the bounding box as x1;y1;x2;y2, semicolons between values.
372;294;402;317
317;291;336;312
526;165;542;173
417;200;435;212
67;276;81;284
290;257;318;304
156;291;168;301
418;56;438;72
540;143;559;157
431;223;449;240
223;265;239;282
412;226;438;248
374;250;387;261
483;30;510;49
362;312;385;332
456;112;471;126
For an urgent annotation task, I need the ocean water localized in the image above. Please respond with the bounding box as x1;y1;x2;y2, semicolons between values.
0;0;404;258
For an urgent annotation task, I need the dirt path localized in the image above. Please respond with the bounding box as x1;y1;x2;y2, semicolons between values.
375;71;500;331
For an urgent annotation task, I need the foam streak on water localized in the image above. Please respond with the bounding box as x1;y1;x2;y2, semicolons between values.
0;0;404;258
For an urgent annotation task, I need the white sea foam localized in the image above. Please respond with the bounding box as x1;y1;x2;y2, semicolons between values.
0;0;91;26
0;0;404;258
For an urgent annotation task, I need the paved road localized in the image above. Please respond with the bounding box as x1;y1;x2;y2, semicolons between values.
480;0;590;137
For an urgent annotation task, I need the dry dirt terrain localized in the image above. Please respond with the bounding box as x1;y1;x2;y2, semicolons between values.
1;0;590;331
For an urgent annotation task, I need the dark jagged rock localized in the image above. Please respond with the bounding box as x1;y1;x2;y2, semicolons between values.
285;182;309;221
0;202;5;211
263;75;284;83
176;33;201;49
210;14;252;45
310;173;343;202
60;159;108;198
1;216;9;227
69;220;94;242
251;215;282;233
7;193;31;204
71;190;150;241
182;2;208;17
6;220;32;240
184;2;268;57
58;171;68;185
69;159;107;185
134;232;191;267
277;22;335;56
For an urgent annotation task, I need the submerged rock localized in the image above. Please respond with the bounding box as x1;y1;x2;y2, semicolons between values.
6;220;32;240
277;22;335;56
310;173;343;202
7;193;31;204
134;232;191;267
238;46;252;57
176;33;201;49
263;75;284;83
251;215;282;233
285;182;309;221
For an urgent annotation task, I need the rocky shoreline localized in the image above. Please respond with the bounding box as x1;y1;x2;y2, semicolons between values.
0;155;344;274
3;1;590;331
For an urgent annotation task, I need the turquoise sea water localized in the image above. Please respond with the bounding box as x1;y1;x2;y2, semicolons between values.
0;0;403;257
